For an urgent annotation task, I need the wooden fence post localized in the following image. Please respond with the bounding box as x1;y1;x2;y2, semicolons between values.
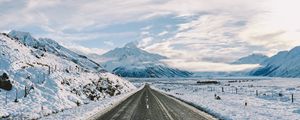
5;92;8;105
222;87;224;92
292;94;294;103
14;89;18;102
256;90;258;96
48;66;51;75
24;86;27;97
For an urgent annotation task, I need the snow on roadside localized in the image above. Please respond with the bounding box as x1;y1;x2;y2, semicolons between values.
41;85;144;120
151;78;300;120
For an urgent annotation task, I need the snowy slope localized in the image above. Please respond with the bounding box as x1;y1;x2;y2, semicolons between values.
250;46;300;77
8;30;103;71
98;42;192;78
232;53;269;65
0;31;136;119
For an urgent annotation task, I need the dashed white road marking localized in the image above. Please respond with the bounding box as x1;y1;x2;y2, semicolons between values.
146;96;149;109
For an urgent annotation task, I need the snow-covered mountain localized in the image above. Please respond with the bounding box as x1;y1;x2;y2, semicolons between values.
8;30;104;71
250;46;300;77
232;53;269;65
0;31;135;119
98;42;192;78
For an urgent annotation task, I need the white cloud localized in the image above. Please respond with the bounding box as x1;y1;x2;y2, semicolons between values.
36;31;135;42
0;0;264;33
239;0;300;55
141;25;153;30
2;0;300;72
104;41;114;46
26;0;60;10
158;31;168;36
66;45;107;55
138;37;153;48
161;59;260;72
145;14;253;63
141;31;150;36
142;13;270;72
141;0;300;72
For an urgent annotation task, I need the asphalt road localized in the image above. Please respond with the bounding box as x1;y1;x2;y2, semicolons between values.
96;84;216;120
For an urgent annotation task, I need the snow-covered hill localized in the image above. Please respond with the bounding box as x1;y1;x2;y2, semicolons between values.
232;53;269;65
8;30;103;71
98;42;192;78
250;46;300;77
0;31;136;119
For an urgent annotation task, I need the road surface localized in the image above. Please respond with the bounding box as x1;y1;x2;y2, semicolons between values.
95;85;216;120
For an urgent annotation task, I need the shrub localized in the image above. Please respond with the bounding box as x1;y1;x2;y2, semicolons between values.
197;80;220;85
1;73;9;80
215;96;221;100
0;73;12;91
65;69;70;73
71;59;79;64
279;93;283;97
76;101;81;106
78;55;87;58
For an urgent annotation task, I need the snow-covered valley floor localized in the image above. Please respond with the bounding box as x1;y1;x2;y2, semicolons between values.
130;77;300;120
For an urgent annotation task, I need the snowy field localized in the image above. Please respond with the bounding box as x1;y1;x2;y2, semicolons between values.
130;77;300;120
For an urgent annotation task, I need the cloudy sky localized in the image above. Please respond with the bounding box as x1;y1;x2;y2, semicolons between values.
1;0;300;72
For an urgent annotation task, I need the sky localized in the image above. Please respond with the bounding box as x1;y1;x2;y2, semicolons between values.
1;0;300;72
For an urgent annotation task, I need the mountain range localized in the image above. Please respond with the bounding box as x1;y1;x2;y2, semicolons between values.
250;46;300;77
95;42;193;78
230;46;300;78
232;53;269;65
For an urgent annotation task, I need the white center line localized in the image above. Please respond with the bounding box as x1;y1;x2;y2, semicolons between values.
146;97;149;109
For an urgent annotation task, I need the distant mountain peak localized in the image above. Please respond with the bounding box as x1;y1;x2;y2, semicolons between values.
232;53;269;65
250;45;300;77
8;30;35;43
101;42;167;61
98;42;191;78
8;30;61;48
9;30;32;37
